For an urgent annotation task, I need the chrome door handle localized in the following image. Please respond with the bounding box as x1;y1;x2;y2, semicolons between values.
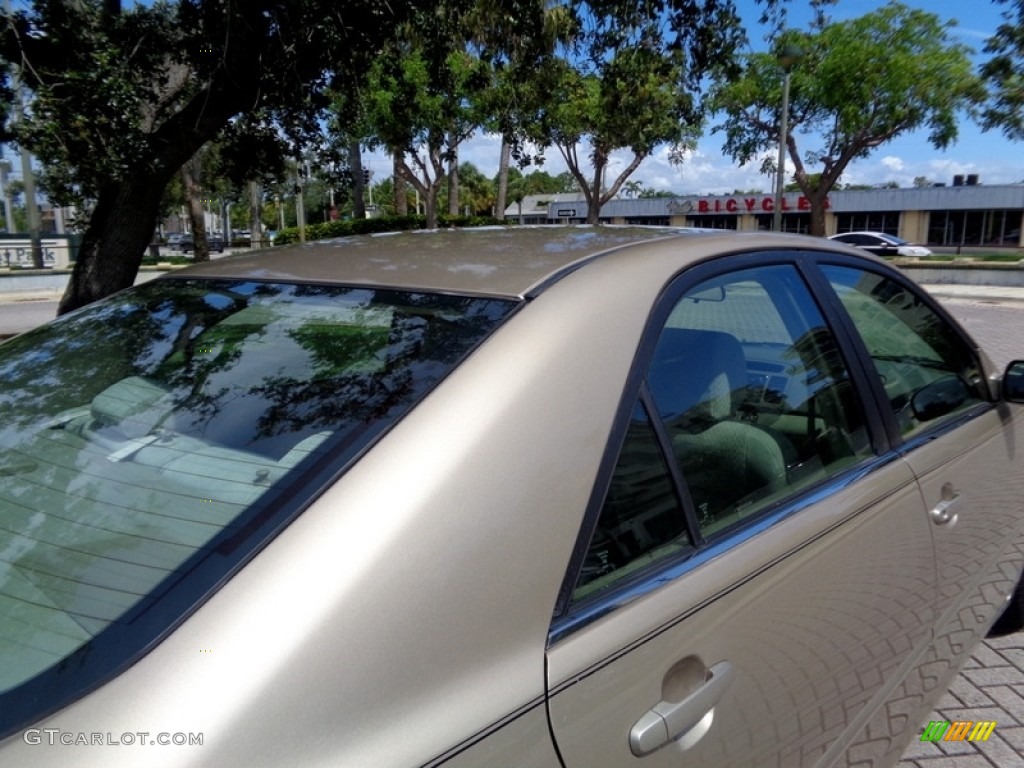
930;485;960;526
630;660;734;757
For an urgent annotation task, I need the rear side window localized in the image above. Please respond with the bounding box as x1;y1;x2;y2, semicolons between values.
0;279;514;737
574;263;873;601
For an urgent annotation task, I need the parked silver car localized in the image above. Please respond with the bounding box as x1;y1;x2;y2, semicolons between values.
828;230;932;258
1;226;1023;767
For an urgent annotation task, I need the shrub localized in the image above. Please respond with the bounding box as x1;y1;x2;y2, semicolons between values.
270;214;503;246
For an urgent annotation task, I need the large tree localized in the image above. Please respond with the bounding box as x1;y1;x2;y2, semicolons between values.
0;0;540;314
981;0;1024;140
712;2;984;236
364;37;493;229
526;0;744;224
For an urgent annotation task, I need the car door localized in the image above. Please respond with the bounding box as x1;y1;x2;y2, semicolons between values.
817;261;1024;673
546;255;939;767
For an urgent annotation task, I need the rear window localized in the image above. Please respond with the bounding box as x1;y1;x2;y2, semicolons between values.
0;278;514;736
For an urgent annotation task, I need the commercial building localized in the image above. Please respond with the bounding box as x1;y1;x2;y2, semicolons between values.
505;180;1024;248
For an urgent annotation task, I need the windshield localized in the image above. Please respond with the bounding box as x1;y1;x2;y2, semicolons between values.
0;278;514;736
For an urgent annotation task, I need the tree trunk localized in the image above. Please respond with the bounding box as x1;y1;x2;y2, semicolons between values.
58;175;167;315
424;190;439;229
585;156;605;224
495;138;510;221
447;141;459;217
807;190;829;237
350;139;366;220
393;153;408;216
181;158;210;263
249;181;263;248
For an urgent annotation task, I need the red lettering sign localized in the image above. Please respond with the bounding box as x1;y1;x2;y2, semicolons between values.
691;195;831;215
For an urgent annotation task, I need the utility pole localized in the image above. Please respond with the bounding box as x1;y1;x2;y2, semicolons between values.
0;160;13;232
5;0;44;268
295;166;306;243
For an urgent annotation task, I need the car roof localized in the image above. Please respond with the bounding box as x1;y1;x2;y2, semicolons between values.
167;225;850;300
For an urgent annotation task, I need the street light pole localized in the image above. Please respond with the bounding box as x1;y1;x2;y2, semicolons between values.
772;43;802;233
6;0;44;266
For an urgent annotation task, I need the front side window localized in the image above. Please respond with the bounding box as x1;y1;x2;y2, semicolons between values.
820;265;987;438
0;278;514;736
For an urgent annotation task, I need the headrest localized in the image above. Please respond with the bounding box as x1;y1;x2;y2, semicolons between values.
647;328;746;424
91;376;175;439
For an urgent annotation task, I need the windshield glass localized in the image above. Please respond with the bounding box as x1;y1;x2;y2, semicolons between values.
0;278;514;735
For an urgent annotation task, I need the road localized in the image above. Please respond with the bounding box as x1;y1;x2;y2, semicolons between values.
0;299;58;338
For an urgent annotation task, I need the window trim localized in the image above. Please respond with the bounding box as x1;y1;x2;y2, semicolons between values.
550;250;894;632
550;451;907;644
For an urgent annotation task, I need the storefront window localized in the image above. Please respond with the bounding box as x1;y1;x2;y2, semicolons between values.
927;210;1022;246
685;215;737;230
753;213;810;233
835;212;900;235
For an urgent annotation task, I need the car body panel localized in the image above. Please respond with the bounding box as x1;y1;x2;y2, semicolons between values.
0;226;1020;768
905;408;1024;651
176;226;852;299
0;231;685;766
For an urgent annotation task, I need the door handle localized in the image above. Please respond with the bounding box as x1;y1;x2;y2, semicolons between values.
930;484;960;526
630;660;734;757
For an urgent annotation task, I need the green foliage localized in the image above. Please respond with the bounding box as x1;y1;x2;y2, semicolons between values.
3;1;183;205
638;189;681;198
271;214;505;246
981;0;1024;140
523;0;744;221
712;2;984;234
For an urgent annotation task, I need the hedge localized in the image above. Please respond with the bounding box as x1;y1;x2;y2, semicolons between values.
271;214;506;246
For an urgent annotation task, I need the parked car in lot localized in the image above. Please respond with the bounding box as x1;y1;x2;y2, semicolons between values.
164;232;186;250
179;233;225;254
828;230;932;257
1;226;1023;767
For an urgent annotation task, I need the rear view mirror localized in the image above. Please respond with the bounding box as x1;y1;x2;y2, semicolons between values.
911;375;970;422
685;285;726;303
1004;360;1024;403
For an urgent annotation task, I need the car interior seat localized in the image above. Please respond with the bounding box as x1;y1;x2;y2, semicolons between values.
647;328;791;528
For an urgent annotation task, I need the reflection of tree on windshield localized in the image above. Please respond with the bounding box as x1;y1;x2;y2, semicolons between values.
1;279;514;462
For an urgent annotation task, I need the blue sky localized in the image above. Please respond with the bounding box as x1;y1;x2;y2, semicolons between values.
372;0;1023;196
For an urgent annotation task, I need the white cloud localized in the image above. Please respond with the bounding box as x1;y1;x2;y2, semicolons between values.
363;126;1024;197
881;156;905;171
